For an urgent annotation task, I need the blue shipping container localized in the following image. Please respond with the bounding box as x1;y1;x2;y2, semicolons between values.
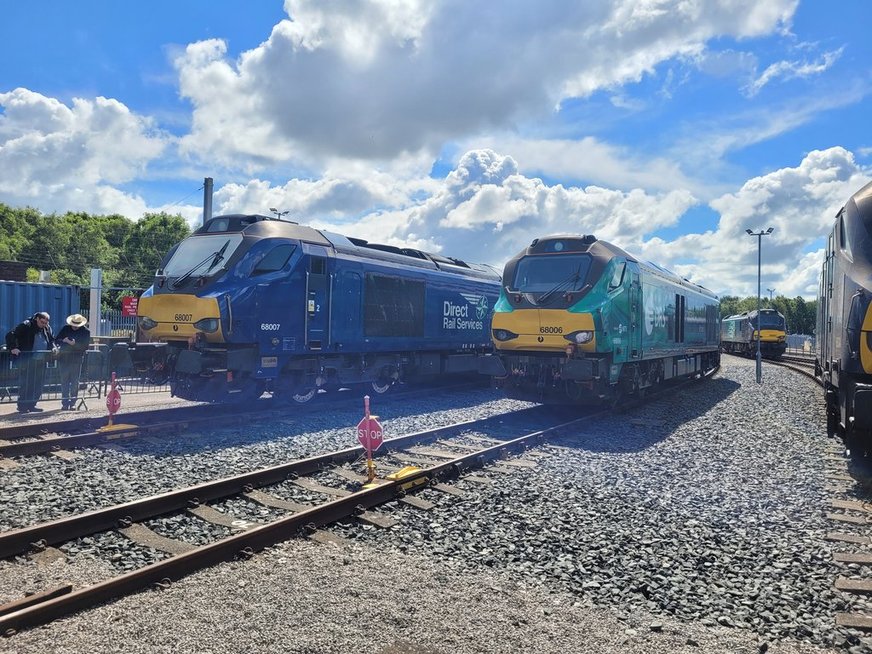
0;281;81;341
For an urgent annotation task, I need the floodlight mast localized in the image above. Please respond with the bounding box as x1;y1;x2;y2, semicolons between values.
746;227;774;383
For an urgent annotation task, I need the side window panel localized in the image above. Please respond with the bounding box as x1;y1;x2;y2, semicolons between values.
252;244;296;275
608;262;626;290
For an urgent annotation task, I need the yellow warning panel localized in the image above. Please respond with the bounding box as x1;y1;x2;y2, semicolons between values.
386;466;428;492
96;424;138;433
386;466;422;480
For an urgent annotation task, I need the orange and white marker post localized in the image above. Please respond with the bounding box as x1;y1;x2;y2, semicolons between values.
356;395;384;483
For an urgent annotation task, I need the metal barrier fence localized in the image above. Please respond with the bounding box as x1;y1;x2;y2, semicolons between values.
82;308;138;339
786;334;815;353
0;343;169;407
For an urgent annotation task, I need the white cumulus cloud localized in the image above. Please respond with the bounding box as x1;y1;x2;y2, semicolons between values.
0;88;168;215
642;146;871;297
174;0;798;168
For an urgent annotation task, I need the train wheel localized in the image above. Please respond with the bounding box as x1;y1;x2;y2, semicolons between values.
827;409;840;439
293;387;317;403
371;379;393;394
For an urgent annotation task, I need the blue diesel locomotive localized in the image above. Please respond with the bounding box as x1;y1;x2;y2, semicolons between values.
135;214;501;402
816;181;872;450
720;308;787;358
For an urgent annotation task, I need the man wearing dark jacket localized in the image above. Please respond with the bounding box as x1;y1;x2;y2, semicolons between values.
55;313;90;410
5;312;54;413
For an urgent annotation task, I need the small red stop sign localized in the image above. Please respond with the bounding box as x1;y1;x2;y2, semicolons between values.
106;389;122;415
357;417;383;451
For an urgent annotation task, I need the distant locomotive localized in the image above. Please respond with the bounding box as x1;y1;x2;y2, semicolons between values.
720;308;787;358
135;214;501;402
816;181;872;450
478;234;720;404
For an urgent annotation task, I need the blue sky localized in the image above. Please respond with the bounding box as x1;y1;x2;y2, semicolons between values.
1;0;871;298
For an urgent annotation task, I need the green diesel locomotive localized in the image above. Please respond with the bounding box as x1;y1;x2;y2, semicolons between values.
478;234;721;404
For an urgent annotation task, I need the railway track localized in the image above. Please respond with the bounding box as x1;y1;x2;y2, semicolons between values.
0;406;594;635
764;357;819;384
756;353;872;632
0;379;485;460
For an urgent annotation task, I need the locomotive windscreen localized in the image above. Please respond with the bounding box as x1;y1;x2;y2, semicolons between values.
161;234;244;277
754;312;785;329
510;254;592;292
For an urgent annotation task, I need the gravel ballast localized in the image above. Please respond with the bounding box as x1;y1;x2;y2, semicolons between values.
1;357;868;653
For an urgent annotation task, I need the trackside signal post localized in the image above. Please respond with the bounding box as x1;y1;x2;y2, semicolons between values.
357;395;384;482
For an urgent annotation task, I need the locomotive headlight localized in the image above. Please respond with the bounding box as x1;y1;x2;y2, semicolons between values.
139;316;158;331
492;328;519;341
564;330;594;344
193;318;219;333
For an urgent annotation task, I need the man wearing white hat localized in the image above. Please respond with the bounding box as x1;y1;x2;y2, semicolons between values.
55;314;91;410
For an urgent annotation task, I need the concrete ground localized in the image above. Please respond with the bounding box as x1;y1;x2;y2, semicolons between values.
0;387;202;424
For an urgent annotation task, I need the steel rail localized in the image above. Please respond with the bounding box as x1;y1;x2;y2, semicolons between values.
0;380;485;459
0;412;588;635
764;358;822;386
0;408;549;559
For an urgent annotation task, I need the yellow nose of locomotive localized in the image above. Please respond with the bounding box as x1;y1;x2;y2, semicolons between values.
137;294;225;342
862;301;872;374
492;309;596;352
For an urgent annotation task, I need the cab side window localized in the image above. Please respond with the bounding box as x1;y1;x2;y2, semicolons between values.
608;262;626;290
838;209;852;258
253;244;295;275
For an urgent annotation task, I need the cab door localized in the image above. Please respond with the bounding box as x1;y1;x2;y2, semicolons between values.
629;272;642;359
305;253;330;351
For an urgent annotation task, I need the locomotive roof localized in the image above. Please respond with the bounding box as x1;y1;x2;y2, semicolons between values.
198;214;500;281
197;214;333;245
505;234;716;298
849;180;872;217
723;308;784;321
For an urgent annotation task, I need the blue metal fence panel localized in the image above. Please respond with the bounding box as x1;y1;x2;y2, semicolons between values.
0;281;81;339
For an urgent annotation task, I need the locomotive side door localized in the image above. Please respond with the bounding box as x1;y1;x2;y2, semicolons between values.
629;272;642;359
304;250;331;351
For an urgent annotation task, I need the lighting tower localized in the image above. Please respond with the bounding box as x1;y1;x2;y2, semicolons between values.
746;227;774;384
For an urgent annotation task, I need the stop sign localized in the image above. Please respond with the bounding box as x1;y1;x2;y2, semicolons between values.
106;388;122;415
357;416;383;451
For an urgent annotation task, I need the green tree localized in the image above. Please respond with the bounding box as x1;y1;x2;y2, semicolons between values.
0;204;37;260
0;206;190;311
121;212;191;287
721;294;817;334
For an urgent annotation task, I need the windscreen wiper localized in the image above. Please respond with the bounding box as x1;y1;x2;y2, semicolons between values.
536;267;582;305
170;240;230;289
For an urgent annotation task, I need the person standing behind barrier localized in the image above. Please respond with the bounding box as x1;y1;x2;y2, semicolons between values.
55;314;90;410
5;312;54;413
